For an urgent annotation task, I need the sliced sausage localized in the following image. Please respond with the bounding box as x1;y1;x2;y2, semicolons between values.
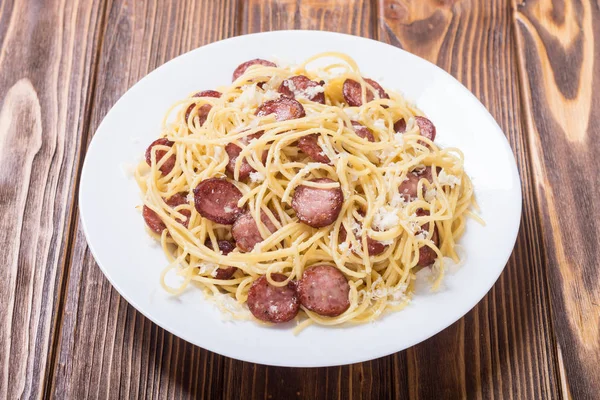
414;116;436;141
398;166;433;202
339;224;387;257
291;178;343;228
351;121;375;142
225;132;268;181
143;193;190;234
255;97;306;121
342;78;389;107
186;104;213;126
193;178;245;224
205;239;238;279
193;90;221;98
232;58;277;82
231;211;278;252
297;134;331;164
247;273;299;323
278;75;326;104
145;138;176;175
394;118;406;133
184;91;221;123
415;208;439;267
298;265;350;317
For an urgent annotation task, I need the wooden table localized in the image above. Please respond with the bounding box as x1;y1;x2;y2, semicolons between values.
1;0;597;398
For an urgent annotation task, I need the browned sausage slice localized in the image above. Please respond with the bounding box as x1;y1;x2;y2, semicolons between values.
350;121;375;142
291;178;343;228
298;265;350;317
231;211;278;252
205;239;238;279
225;132;267;181
278;75;326;104
145;138;176;175
394;118;406;133
255;97;306;121
339;224;388;256
415;208;439;266
185;90;221;123
193;178;245;224
414;116;436;141
398;167;433;202
342;78;389;107
193;90;221;98
143;193;190;233
232;58;277;82
247;274;299;323
364;78;389;100
297;134;331;164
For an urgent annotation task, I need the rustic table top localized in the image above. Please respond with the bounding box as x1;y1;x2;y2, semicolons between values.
1;0;597;399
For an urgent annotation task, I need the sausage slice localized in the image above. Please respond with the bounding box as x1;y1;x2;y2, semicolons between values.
231;211;278;252
145;138;176;175
278;75;326;104
232;59;277;82
255;97;306;121
394;118;406;133
415;208;439;266
291;178;343;228
225;132;267;181
205;239;238;279
298;265;350;317
342;78;389;107
351;121;375;142
185;90;221;123
247;274;300;323
297;134;331;164
193;178;245;224
398;167;433;202
339;224;387;256
414;116;436;141
143;193;190;233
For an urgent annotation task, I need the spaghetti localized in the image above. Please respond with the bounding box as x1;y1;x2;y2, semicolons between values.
135;52;480;330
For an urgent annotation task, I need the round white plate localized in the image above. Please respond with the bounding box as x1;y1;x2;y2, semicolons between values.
79;30;521;367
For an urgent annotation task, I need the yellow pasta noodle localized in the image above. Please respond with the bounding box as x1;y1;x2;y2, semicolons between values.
135;52;480;331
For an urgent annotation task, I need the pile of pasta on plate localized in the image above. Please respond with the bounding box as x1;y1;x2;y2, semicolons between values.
136;53;479;331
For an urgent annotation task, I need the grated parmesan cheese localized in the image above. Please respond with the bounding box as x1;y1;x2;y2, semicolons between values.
372;208;400;231
198;262;219;276
425;188;437;202
343;107;360;121
232;84;280;113
390;193;406;208
186;192;194;203
338;241;351;256
302;84;325;99
249;171;265;182
373;119;387;132
437;170;461;187
393;132;404;145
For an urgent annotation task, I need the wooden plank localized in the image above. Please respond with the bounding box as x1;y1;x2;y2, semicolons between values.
0;0;107;398
378;0;562;398
48;1;238;398
512;0;600;398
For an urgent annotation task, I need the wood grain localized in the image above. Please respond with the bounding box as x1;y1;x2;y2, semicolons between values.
1;0;593;398
49;0;238;398
0;0;107;398
513;0;600;398
379;0;561;398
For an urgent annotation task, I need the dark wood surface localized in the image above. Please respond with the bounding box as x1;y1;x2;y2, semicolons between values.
0;0;596;398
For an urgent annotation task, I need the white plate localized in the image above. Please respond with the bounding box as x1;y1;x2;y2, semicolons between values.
79;30;521;367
